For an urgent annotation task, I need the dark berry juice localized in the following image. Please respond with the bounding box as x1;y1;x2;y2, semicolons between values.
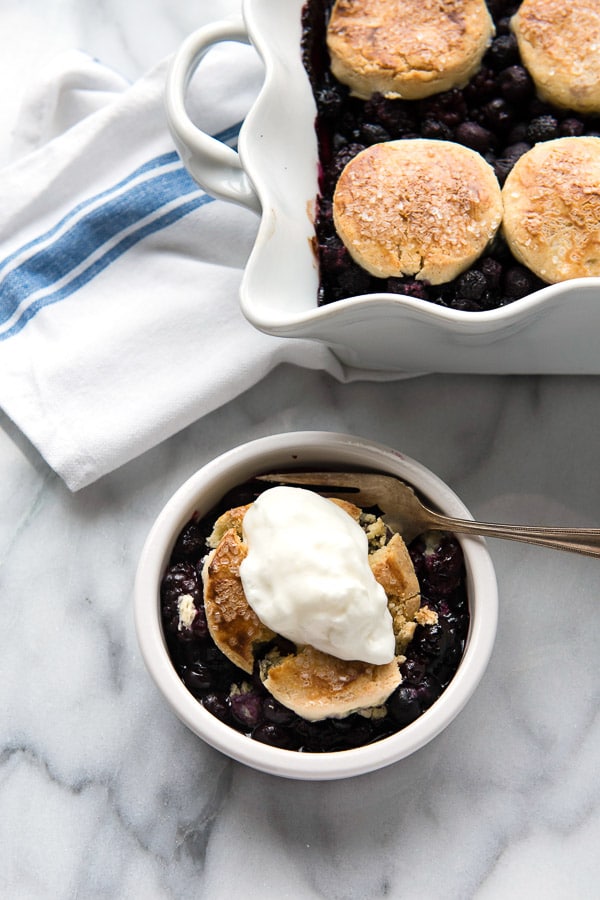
301;0;600;310
160;479;470;753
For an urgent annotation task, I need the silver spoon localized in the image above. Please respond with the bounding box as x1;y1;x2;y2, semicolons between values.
258;471;600;558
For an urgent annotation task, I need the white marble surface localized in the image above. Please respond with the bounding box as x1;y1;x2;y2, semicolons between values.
1;2;600;898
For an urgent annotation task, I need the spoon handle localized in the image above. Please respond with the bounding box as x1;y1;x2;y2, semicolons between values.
424;511;600;558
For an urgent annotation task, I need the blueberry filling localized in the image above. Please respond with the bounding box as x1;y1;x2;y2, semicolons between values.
301;0;600;310
160;479;470;753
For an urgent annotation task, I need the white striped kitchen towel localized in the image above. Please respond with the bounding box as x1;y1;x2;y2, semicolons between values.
0;44;349;490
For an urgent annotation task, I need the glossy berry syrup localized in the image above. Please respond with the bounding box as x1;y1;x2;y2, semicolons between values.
301;0;600;310
160;479;470;753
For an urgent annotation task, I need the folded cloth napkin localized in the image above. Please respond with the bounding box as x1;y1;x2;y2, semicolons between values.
0;42;385;491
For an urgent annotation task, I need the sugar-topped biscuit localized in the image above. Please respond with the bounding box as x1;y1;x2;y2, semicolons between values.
202;527;276;673
511;0;600;115
332;139;503;285
502;137;600;284
326;0;494;101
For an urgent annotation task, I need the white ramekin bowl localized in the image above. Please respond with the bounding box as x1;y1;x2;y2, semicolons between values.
134;431;498;780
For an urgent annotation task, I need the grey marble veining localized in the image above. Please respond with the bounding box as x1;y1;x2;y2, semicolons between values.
1;2;600;898
3;367;600;898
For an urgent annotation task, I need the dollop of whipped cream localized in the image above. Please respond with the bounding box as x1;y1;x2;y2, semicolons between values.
239;486;395;665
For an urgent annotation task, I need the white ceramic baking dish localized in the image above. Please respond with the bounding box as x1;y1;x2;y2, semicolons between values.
165;0;600;374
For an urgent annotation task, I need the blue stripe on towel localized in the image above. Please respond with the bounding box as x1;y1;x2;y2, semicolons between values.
0;167;198;315
0;193;212;342
0;150;181;277
0;122;241;341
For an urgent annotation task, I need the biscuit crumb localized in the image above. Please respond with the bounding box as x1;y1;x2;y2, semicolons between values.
415;605;439;626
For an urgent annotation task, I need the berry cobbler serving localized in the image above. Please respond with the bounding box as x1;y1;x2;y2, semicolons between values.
135;433;498;776
160;476;469;753
302;0;600;310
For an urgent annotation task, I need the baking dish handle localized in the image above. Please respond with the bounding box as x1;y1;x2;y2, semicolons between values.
165;18;261;214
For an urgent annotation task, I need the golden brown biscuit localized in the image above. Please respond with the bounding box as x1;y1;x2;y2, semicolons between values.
333;140;503;285
511;0;600;115
327;0;494;101
202;528;275;673
260;645;401;721
502;137;600;284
